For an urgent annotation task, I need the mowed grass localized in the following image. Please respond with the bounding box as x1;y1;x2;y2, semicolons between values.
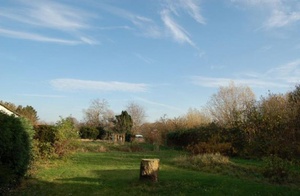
11;142;300;196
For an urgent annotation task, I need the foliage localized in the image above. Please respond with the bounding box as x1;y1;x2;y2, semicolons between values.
0;101;39;125
33;125;57;160
34;125;57;144
33;117;79;159
79;126;99;139
262;155;291;183
206;81;255;128
54;116;79;157
12;142;300;195
163;84;300;159
114;110;133;134
187;140;232;156
0;113;34;193
244;93;298;159
174;153;230;169
16;105;39;125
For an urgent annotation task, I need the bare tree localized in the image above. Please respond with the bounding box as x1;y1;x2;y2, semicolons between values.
83;99;114;127
183;108;211;128
206;81;255;127
126;101;146;134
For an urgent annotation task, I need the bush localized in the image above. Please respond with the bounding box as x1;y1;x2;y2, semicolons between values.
262;155;291;183
79;126;98;139
34;125;57;143
187;141;232;156
33;125;57;160
174;153;230;170
0;113;34;193
54;117;79;157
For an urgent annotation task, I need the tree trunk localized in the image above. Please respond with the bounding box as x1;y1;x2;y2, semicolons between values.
139;159;160;182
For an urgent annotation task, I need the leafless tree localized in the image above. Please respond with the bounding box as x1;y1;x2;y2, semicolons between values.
206;81;255;127
126;101;146;134
83;99;114;127
183;108;211;128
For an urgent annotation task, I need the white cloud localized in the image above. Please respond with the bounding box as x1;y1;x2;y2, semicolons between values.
266;9;300;28
190;76;288;88
161;9;195;46
50;79;148;93
161;0;205;48
0;27;81;44
179;0;206;24
190;59;300;88
165;0;205;24
134;53;155;64
0;1;91;31
0;0;97;44
135;97;183;112
231;0;300;29
19;94;65;98
101;4;162;38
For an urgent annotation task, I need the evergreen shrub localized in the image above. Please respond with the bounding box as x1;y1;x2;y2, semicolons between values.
0;113;33;193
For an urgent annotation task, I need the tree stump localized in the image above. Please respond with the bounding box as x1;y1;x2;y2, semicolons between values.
139;159;160;182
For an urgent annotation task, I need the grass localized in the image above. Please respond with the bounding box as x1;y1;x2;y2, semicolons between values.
9;142;300;196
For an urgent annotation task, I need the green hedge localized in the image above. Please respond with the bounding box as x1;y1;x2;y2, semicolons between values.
0;113;34;193
79;126;98;139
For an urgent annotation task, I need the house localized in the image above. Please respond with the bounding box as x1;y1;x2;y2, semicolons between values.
0;104;19;117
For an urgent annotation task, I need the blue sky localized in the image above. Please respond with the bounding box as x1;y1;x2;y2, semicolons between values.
1;0;300;123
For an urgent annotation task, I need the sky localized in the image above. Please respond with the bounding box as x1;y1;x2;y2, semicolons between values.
1;0;300;123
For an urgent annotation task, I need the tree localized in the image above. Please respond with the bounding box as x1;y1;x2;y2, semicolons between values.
206;81;255;128
16;105;39;125
0;101;39;125
83;99;114;127
126;102;146;134
183;108;211;128
114;111;133;134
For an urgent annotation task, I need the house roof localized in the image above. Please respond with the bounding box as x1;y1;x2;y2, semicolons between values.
0;103;19;117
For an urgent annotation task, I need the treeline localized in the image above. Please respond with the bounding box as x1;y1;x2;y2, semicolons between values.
154;83;300;160
0;99;137;194
0;101;39;125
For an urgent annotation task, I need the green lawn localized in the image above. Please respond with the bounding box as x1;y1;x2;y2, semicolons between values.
11;142;300;196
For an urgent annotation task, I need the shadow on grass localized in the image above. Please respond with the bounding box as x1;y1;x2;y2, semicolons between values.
10;167;300;196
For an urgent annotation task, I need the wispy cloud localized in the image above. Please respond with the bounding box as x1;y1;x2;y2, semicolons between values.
135;97;183;112
0;1;91;30
231;0;300;29
190;76;287;88
190;59;300;88
0;0;98;45
50;79;148;93
0;27;81;44
19;94;65;98
101;4;162;38
166;0;206;24
134;53;155;64
161;0;205;48
161;9;195;46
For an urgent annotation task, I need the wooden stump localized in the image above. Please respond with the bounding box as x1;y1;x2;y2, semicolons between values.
139;159;160;182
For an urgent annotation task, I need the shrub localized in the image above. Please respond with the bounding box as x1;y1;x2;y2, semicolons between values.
34;125;57;143
79;126;98;139
187;141;232;156
174;153;230;171
54;117;79;157
0;113;34;193
262;155;291;183
33;125;57;160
